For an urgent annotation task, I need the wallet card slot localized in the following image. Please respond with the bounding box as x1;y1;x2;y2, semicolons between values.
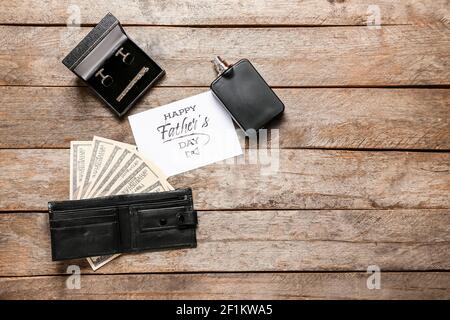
51;221;119;260
131;197;191;212
135;227;197;251
51;213;116;222
50;214;117;228
51;208;117;220
137;206;187;231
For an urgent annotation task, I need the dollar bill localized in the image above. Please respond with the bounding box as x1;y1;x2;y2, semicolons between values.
87;148;133;198
69;141;92;200
77;138;113;199
109;161;161;195
93;149;169;198
79;136;137;199
86;254;121;271
71;136;172;271
91;151;140;198
84;138;136;198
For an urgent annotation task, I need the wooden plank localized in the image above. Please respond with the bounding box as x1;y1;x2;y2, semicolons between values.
0;272;449;300
0;210;449;276
0;0;448;26
0;149;448;211
1;25;449;87
1;87;449;150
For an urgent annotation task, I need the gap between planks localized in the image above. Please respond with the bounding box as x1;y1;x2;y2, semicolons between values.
1;272;448;299
0;269;450;279
0;23;413;28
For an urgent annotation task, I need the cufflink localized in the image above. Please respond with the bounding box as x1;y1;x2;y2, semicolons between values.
62;13;165;117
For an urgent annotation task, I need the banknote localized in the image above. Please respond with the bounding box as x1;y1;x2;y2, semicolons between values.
91;152;142;197
69;136;172;270
84;138;136;198
78;136;136;199
86;254;121;271
109;161;162;195
77;138;112;199
87;148;133;198
69;141;92;200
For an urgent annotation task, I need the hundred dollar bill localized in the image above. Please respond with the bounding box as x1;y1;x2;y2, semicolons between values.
69;141;92;200
93;152;143;197
77;137;113;199
94;149;170;198
87;148;133;198
84;138;136;198
142;180;173;193
87;254;121;271
109;160;164;195
78;136;133;199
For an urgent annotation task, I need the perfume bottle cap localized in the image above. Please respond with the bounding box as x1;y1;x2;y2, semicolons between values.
211;56;230;75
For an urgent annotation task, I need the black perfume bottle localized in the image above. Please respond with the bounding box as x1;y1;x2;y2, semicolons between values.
210;57;284;131
62;13;165;117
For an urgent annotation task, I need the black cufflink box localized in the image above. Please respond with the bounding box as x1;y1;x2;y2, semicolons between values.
62;13;165;117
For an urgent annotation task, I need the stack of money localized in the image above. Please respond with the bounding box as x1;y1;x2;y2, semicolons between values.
70;136;173;270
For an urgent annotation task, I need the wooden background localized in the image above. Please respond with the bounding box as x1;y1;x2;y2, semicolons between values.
0;0;449;299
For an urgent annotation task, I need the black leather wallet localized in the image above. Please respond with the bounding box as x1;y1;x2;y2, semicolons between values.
210;57;284;132
48;189;197;261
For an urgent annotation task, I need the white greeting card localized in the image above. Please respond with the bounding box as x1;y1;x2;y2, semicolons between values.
129;91;242;176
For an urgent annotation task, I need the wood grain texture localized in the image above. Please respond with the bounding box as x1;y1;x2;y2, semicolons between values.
1;272;449;300
0;210;449;276
0;0;449;26
1;87;449;150
0;149;449;211
1;25;449;87
0;0;448;301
